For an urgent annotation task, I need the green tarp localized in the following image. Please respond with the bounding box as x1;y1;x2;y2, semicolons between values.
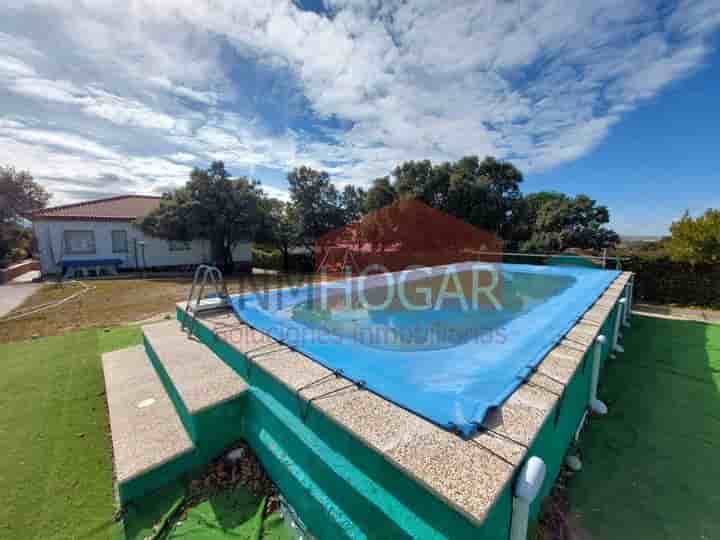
168;491;293;540
121;482;293;540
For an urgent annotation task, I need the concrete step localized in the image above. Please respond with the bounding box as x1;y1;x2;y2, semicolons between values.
142;320;249;457
102;345;195;503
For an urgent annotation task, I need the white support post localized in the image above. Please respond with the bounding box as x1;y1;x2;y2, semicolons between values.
623;278;633;328
565;454;583;472
590;335;608;415
510;457;547;540
610;298;626;358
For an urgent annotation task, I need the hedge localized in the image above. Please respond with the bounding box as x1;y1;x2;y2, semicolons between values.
252;249;314;273
622;256;720;308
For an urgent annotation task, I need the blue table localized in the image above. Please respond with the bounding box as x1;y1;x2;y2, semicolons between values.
62;258;123;278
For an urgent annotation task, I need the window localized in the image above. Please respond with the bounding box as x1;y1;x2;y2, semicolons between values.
64;230;96;254
112;230;128;253
168;240;192;251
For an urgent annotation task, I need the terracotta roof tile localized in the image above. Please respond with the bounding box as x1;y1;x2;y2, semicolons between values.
30;195;162;221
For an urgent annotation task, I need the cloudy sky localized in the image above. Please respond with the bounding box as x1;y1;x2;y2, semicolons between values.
1;1;719;235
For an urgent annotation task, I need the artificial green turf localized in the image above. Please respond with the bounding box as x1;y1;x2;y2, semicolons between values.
0;326;142;540
118;481;186;540
168;491;265;539
569;315;720;539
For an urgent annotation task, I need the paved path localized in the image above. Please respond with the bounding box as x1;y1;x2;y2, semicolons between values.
11;270;41;283
0;283;42;318
633;302;720;324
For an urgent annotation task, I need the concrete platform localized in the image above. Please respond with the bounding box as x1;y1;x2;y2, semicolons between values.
102;345;194;485
143;321;248;414
0;282;41;317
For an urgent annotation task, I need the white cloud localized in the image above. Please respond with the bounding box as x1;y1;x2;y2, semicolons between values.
0;55;36;77
0;124;122;160
168;152;198;163
9;77;89;104
82;89;189;132
148;76;219;105
0;0;718;207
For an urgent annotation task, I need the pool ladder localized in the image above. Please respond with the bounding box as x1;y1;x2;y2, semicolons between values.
182;265;230;338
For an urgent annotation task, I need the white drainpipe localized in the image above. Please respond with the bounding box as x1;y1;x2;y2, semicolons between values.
610;298;626;358
623;278;633;328
510;456;547;540
590;335;608;415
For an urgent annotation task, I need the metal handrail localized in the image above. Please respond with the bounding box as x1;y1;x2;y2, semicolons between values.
182;264;229;337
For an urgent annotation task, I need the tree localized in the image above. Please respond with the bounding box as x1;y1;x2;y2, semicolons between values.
394;161;447;208
287;166;346;248
521;191;619;252
341;185;367;222
389;156;524;239
365;176;397;212
1;166;49;265
257;198;300;272
669;209;720;265
141;161;264;271
0;166;50;223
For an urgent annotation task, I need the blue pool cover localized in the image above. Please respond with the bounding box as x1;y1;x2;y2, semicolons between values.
231;263;620;438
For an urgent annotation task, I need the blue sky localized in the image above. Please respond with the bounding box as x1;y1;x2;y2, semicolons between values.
1;1;719;235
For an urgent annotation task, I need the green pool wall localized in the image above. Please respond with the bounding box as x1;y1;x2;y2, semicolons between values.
170;281;626;538
179;307;509;539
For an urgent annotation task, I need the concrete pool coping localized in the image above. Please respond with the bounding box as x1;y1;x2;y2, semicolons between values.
180;270;633;527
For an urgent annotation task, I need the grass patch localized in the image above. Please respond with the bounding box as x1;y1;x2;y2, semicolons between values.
569;315;720;539
0;326;142;540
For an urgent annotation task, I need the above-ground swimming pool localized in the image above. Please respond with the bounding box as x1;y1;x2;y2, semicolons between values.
232;262;620;437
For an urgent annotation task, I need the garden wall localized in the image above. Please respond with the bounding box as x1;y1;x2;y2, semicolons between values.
0;259;39;284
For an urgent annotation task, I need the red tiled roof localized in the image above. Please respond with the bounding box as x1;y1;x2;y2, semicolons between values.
29;195;163;221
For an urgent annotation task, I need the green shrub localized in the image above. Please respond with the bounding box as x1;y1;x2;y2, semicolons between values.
9;247;28;262
669;209;720;265
252;248;282;270
252;248;313;273
624;255;720;308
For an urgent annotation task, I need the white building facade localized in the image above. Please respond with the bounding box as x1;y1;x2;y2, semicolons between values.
30;195;252;276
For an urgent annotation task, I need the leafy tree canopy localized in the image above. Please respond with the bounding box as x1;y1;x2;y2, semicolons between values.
1;166;49;265
287;166;347;246
256;198;300;272
1;166;50;223
390;156;523;237
341;184;367;222
521;191;619;252
669;209;720;265
141;161;264;270
365;176;396;213
288;157;618;254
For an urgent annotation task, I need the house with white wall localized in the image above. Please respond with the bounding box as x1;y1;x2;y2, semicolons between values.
30;195;252;277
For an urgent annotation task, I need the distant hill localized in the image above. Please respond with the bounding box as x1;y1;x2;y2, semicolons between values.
620;235;663;243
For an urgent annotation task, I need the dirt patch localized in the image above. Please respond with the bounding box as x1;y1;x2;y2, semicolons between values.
0;273;324;344
534;468;593;540
187;441;280;516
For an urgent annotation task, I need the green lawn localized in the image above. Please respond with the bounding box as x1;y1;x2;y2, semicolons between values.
0;326;142;540
3;312;719;539
570;315;720;539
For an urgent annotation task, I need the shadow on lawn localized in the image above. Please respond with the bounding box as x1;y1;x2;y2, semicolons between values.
568;314;720;539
